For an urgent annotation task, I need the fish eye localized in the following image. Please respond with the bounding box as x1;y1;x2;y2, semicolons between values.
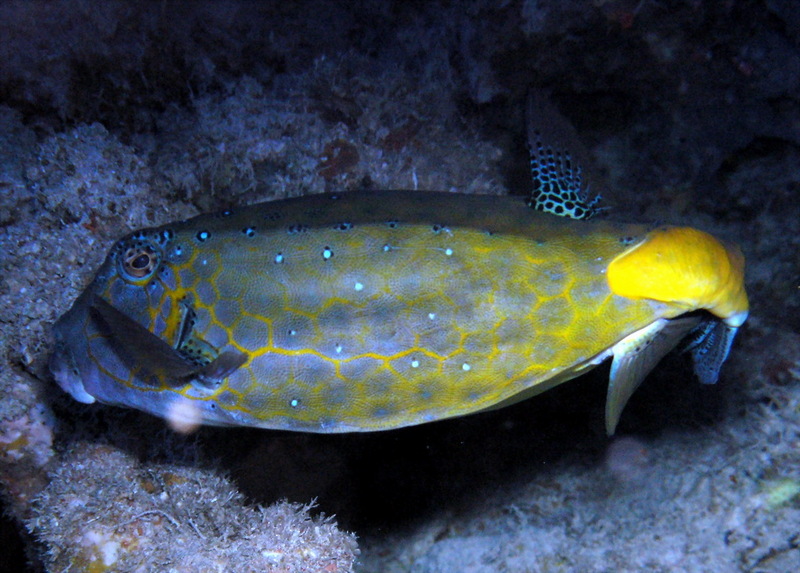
119;244;160;282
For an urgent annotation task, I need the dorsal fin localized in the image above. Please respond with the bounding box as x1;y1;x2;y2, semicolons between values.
526;90;603;220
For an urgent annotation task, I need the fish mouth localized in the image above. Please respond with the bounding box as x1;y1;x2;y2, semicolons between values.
50;299;98;404
50;340;96;404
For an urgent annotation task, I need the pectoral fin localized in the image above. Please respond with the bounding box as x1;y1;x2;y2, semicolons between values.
89;294;247;387
605;316;701;435
193;351;248;389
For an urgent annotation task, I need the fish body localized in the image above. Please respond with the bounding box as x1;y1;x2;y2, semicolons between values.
51;190;748;434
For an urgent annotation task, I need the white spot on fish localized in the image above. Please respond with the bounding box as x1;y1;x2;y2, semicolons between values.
383;244;391;252
322;246;334;260
289;329;297;336
445;248;453;256
335;344;343;354
411;359;420;368
462;363;471;371
354;282;364;291
428;313;436;320
275;253;284;264
290;399;300;408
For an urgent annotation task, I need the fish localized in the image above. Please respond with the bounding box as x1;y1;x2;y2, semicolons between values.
50;192;748;435
50;98;749;435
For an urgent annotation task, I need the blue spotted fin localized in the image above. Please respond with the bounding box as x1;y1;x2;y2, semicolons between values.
526;91;604;220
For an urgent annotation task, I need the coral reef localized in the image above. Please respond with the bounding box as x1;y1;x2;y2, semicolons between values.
1;1;798;571
31;442;357;572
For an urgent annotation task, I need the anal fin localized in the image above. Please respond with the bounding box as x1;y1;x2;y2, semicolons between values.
605;315;702;435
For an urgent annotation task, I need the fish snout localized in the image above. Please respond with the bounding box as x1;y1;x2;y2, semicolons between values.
50;335;96;404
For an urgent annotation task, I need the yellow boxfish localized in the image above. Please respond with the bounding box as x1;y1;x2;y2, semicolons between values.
50;100;749;435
